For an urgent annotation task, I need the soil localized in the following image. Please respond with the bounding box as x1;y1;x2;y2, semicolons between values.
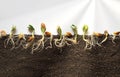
0;35;120;77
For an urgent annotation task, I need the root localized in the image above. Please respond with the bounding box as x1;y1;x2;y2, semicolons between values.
45;35;53;49
54;39;65;48
65;38;77;45
15;40;26;49
10;38;15;50
100;36;108;44
65;40;71;46
83;35;94;50
45;42;52;49
31;39;44;54
22;40;34;49
4;37;15;50
91;35;101;47
100;31;109;44
84;39;92;50
83;34;102;50
111;35;116;44
54;36;66;48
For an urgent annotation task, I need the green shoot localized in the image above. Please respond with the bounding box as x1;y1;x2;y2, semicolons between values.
82;25;90;43
28;24;35;38
31;23;46;54
23;25;35;49
65;24;78;44
57;26;62;40
71;24;78;44
83;24;88;34
4;26;16;50
82;25;92;50
54;26;65;48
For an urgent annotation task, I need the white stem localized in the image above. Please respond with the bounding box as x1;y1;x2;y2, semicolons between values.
100;34;108;44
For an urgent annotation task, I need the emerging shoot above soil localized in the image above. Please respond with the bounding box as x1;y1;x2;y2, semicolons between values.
23;25;35;49
31;23;46;54
4;26;16;50
54;26;66;48
82;25;92;50
65;24;78;44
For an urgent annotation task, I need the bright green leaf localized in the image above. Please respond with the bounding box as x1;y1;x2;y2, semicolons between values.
11;26;16;34
83;25;88;34
57;26;62;36
71;24;77;35
28;25;35;33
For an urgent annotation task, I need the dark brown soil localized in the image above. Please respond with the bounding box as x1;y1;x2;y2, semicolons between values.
0;35;120;77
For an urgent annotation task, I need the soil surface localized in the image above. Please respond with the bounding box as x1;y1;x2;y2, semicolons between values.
0;35;120;77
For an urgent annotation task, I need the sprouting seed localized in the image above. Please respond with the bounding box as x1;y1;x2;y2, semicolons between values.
23;25;35;49
31;23;46;54
66;24;78;44
82;25;92;50
4;26;16;50
54;26;66;48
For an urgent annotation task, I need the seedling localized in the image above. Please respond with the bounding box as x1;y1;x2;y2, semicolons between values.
45;31;53;49
65;24;78;44
112;31;120;44
100;30;109;44
54;26;66;48
4;26;16;49
23;25;35;49
0;30;7;38
82;25;92;50
31;23;46;54
15;33;26;49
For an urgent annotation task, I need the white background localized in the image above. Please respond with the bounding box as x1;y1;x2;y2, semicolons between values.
0;0;120;34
